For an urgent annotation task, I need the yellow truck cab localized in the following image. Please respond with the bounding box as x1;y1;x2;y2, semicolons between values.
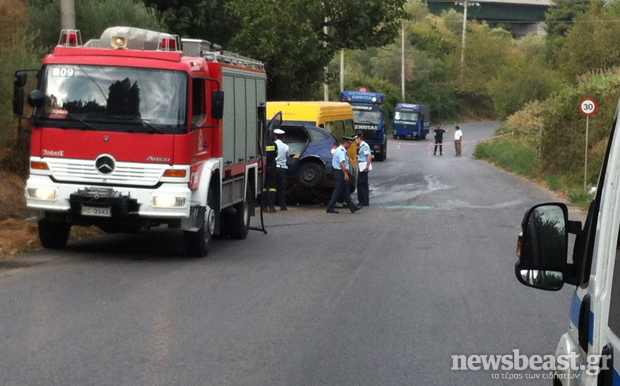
266;101;357;167
515;102;620;384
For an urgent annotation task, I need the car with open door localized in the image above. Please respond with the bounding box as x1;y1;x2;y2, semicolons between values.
278;123;356;204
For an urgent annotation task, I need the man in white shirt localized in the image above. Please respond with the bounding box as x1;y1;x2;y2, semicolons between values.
274;128;290;211
454;126;463;156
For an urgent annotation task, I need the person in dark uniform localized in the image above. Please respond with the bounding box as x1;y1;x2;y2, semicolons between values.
326;136;362;214
433;125;450;156
263;130;278;213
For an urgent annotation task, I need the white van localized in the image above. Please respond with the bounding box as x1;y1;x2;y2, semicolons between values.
515;105;620;384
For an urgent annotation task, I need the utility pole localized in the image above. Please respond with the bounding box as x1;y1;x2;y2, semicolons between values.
60;0;76;29
401;23;405;101
340;50;344;92
323;19;329;101
460;0;468;64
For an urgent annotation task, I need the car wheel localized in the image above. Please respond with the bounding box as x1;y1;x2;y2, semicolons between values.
296;162;323;189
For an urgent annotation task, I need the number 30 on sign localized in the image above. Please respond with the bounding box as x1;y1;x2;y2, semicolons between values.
580;98;598;116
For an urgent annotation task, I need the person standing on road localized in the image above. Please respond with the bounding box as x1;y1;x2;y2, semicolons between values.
326;136;362;214
274;128;290;211
355;130;372;206
263;130;278;213
433;125;449;156
454;126;463;156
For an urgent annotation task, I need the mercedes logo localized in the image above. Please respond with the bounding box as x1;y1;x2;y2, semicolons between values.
95;155;115;174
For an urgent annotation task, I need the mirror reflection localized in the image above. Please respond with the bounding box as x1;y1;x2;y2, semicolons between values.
519;269;563;290
523;204;567;267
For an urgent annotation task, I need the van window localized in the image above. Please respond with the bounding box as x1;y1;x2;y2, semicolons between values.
326;120;345;139
344;119;354;134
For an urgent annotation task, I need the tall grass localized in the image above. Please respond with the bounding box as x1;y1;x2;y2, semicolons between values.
474;137;593;206
473;137;539;176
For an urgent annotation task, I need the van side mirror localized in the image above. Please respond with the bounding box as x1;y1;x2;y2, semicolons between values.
515;203;569;291
212;90;224;119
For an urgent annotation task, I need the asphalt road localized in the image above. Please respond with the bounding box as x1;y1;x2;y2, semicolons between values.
0;122;576;386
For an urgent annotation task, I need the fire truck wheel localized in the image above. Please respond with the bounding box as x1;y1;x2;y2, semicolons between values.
228;185;251;240
38;219;71;249
184;188;215;257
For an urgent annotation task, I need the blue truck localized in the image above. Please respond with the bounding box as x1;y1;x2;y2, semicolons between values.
340;90;387;161
392;103;430;140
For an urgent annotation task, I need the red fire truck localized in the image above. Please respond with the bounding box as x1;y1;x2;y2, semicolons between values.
12;27;267;257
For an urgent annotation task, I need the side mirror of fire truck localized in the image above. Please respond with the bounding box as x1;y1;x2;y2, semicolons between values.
27;90;45;110
212;90;224;119
12;72;28;116
515;203;569;291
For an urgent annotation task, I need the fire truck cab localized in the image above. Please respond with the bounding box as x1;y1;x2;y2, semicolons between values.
13;27;267;257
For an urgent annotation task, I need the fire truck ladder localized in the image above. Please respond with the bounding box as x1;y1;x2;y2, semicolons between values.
181;39;264;70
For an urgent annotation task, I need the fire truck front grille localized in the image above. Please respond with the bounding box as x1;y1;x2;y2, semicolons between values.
46;158;168;186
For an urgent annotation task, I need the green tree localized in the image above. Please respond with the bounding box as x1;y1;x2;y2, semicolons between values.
142;0;234;45
226;0;406;100
1;0;46;173
27;0;166;48
488;60;560;120
448;23;516;95
556;1;620;80
544;0;591;66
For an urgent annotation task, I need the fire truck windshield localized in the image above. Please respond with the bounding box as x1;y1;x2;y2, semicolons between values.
38;65;188;134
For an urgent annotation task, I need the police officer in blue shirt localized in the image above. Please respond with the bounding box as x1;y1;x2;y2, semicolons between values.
355;130;372;206
326;136;362;214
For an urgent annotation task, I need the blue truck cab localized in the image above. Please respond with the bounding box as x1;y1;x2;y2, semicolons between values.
392;103;430;140
340;90;387;161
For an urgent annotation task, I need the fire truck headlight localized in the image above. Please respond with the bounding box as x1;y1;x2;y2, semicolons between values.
29;187;56;200
153;195;186;208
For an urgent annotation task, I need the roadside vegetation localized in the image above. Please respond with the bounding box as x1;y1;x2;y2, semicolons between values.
1;0;620;225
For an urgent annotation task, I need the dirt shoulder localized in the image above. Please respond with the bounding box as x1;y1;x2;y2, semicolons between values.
0;171;102;259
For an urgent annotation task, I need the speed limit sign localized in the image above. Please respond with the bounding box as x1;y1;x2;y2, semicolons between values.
580;98;598;116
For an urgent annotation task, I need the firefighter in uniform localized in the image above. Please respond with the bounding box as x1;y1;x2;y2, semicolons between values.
263;130;278;213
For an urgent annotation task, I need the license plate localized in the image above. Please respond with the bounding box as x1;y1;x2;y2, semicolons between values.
81;205;111;217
